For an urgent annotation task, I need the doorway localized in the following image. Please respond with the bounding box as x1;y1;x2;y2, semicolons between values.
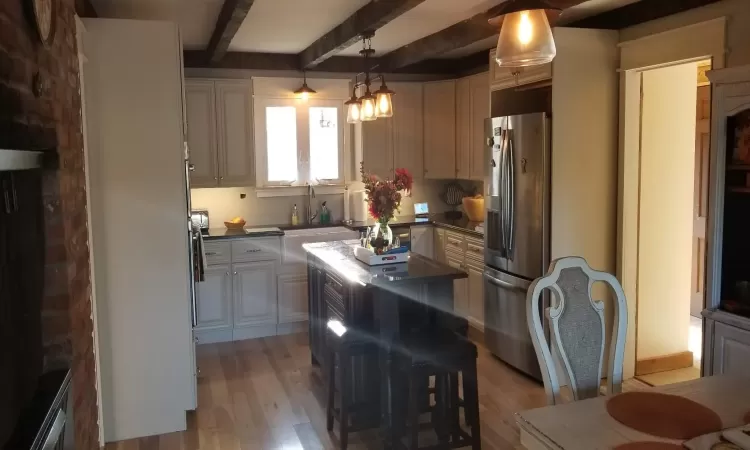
631;60;711;386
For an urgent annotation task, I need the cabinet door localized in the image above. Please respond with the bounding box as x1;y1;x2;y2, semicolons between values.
489;49;552;91
185;80;218;187
434;228;447;263
278;274;309;324
392;83;424;180
469;72;490;181
713;322;750;376
410;225;434;258
233;261;277;327
361;118;393;179
216;81;254;187
467;262;484;331
424;80;457;179
456;76;472;180
195;265;232;330
447;254;468;318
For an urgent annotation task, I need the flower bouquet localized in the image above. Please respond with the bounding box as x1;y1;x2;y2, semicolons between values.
361;163;413;254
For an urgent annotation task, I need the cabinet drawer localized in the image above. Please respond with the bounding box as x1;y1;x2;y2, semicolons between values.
325;272;345;298
204;242;231;265
465;237;484;263
231;237;281;262
445;231;466;254
324;285;345;321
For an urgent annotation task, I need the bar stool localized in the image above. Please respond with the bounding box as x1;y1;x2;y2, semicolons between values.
325;319;378;450
396;330;481;450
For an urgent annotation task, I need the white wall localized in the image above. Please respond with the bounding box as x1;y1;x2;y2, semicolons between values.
636;63;698;360
190;179;456;227
620;0;750;69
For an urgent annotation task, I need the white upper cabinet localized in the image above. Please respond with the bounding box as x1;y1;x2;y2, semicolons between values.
455;72;489;181
392;82;424;180
184;79;255;188
185;80;217;188
216;81;255;187
423;80;457;179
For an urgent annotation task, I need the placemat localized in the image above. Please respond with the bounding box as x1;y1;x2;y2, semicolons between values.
613;443;684;450
607;392;723;439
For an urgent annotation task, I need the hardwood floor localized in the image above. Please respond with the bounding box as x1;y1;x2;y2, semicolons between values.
105;333;645;450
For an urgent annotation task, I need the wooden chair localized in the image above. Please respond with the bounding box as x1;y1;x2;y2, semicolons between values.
526;257;628;405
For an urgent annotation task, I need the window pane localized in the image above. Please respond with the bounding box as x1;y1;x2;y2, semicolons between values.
309;107;339;181
266;106;297;182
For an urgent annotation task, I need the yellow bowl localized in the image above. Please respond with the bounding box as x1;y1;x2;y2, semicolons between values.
462;196;484;222
224;220;246;230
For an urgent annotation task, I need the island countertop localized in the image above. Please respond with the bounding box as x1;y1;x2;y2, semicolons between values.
302;240;467;286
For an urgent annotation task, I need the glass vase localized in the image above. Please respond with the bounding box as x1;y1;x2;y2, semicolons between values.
369;220;393;254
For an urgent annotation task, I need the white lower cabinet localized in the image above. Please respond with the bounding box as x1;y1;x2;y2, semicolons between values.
278;273;309;324
447;253;469;318
233;261;278;327
194;237;303;344
466;262;484;332
712;321;750;376
195;265;232;330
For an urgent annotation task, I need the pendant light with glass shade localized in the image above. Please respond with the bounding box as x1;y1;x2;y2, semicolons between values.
374;77;395;118
294;71;317;101
489;0;561;68
345;31;395;123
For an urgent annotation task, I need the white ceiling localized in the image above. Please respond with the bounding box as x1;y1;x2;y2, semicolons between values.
90;0;642;60
228;0;370;53
90;0;224;50
337;0;505;57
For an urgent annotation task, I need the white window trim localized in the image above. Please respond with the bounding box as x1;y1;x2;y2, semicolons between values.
254;96;346;190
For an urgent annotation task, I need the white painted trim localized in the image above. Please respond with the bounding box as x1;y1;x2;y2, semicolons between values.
75;15;104;448
527;257;627;406
255;185;347;198
616;19;727;381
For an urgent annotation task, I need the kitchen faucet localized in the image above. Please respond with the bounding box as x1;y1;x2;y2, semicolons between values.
306;184;318;224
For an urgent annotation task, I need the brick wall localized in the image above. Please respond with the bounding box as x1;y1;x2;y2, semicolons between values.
0;0;98;449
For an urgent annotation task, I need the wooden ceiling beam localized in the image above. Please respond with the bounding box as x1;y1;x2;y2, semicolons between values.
379;0;583;70
567;0;724;29
299;0;427;69
206;0;257;64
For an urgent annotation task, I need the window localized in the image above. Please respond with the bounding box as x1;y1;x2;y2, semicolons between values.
255;98;344;188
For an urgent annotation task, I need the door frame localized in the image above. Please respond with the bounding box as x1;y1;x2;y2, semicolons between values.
616;18;726;379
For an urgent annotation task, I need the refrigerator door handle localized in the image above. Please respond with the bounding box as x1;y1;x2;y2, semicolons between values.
507;129;515;259
484;271;527;291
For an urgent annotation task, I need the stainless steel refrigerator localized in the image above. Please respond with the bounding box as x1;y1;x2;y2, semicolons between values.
483;113;551;380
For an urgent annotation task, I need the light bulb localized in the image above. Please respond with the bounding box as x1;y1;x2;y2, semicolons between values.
517;11;533;45
361;97;376;121
351;104;360;120
300;91;309;102
379;95;389;113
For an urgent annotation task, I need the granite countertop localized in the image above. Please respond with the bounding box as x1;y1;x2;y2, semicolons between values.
346;214;484;237
201;227;284;240
302;240;467;287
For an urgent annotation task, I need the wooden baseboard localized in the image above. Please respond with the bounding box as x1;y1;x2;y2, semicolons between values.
467;323;485;345
635;351;694;376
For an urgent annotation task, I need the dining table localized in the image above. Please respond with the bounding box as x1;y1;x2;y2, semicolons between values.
516;375;750;449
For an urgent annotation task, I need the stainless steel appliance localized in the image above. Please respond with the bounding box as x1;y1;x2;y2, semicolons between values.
190;209;209;231
484;113;551;380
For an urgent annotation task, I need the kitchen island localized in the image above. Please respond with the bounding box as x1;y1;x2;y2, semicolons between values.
303;240;468;448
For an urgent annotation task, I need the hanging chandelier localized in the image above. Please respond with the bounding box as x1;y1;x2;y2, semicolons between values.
345;32;394;124
489;0;561;68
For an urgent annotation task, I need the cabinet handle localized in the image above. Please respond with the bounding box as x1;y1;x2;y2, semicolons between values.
234;271;238;275
214;176;217;180
245;249;261;253
225;271;230;276
206;252;217;256
220;176;224;180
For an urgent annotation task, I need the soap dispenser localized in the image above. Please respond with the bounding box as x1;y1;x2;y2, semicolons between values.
291;204;299;226
320;201;330;224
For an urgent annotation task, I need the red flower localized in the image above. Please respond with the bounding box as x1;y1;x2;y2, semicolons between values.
360;163;412;222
